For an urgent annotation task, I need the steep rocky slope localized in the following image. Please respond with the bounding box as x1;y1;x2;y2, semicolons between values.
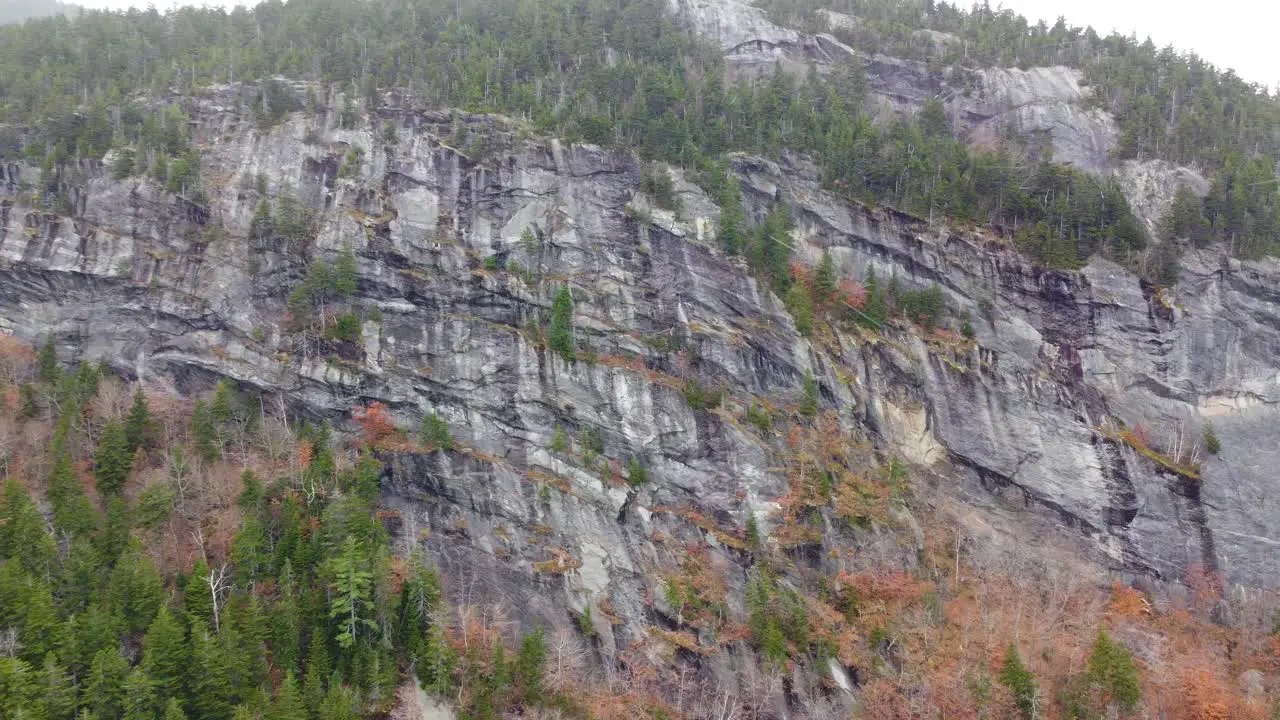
1;78;1277;712
671;0;1208;222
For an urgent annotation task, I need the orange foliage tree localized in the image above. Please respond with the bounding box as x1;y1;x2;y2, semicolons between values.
353;401;397;447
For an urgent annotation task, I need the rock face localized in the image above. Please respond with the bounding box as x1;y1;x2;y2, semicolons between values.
961;66;1118;174
671;0;1203;231
2;82;1279;711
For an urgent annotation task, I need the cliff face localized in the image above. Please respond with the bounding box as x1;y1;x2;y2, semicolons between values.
2;80;1278;711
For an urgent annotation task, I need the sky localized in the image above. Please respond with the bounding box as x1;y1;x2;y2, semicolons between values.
985;0;1279;90
63;0;1280;90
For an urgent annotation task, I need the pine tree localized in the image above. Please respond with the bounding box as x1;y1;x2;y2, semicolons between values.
717;174;746;255
547;286;575;362
122;667;160;720
269;563;302;675
516;625;548;706
815;250;837;303
162;698;188;720
1087;629;1142;712
125;387;152;452
998;643;1038;720
188;629;235;720
191;401;217;462
268;672;307;720
785;283;814;337
395;552;442;666
745;513;761;549
40;653;78;720
228;593;270;691
108;549;164;633
333;244;358;298
183;558;214;631
327;537;375;650
0;657;41;719
48;450;96;537
301;631;330;716
800;371;818;417
20;582;61;664
86;647;130;720
0;477;56;576
864;266;888;327
209;381;235;432
316;682;359;720
1203;421;1221;455
94;420;133;496
142;607;189;703
420;413;452;450
39;335;60;385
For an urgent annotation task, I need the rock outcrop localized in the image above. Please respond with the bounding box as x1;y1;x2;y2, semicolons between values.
2;81;1278;712
671;0;1204;230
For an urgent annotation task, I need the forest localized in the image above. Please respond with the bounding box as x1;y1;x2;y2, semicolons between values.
1;1;1280;719
0;0;1275;266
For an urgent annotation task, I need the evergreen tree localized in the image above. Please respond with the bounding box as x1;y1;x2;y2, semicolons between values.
267;672;306;720
125;387;152;452
48;450;96;537
268;564;302;676
815;250;837;303
39;335;60;385
0;657;41;720
333;244;359;299
142;607;189;702
316;682;359;720
1203;422;1222;455
863;266;888;327
784;283;814;337
515;625;547;706
183;558;214;631
108;549;164;634
86;648;130;720
800;371;818;417
998;643;1038;720
188;629;235;720
547;286;575;362
419;413;452;450
1086;629;1141;712
122;667;160;720
0;478;56;576
191;401;217;463
326;537;375;650
163;698;188;720
420;620;455;694
395;552;442;667
40;654;78;720
301;631;330;716
94;420;133;496
716;174;746;255
19;583;60;664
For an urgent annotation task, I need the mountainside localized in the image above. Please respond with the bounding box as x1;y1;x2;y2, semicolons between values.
1;1;1279;719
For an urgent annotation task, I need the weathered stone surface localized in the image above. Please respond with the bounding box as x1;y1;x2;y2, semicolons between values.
2;78;1279;714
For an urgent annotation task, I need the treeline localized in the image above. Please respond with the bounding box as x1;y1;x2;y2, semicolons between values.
764;0;1280;173
0;338;565;720
0;0;1148;269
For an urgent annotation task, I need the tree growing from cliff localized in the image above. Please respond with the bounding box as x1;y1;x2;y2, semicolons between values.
998;643;1039;720
547;286;575;362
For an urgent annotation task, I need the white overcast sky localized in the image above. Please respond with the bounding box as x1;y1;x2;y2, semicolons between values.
994;0;1279;90
66;0;1280;90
